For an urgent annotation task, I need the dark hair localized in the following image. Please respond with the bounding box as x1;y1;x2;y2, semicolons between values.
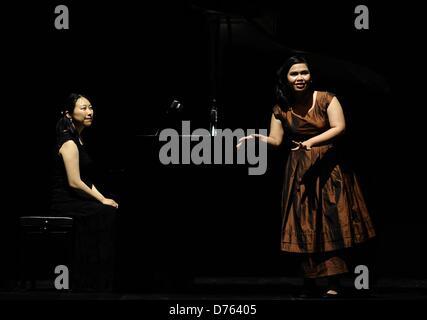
275;55;311;109
55;93;89;148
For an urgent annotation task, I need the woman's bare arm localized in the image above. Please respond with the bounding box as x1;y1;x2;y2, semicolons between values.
237;113;285;148
298;97;346;149
60;140;118;207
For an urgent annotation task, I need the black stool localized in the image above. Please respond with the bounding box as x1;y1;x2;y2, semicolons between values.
19;216;74;290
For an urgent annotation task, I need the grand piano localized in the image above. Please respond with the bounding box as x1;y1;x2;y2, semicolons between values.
114;128;283;291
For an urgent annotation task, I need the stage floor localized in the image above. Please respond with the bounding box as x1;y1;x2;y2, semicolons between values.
1;276;427;300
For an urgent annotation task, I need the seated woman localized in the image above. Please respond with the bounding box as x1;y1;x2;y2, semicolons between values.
50;93;118;292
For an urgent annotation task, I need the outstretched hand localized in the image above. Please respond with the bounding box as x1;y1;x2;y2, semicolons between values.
236;134;268;149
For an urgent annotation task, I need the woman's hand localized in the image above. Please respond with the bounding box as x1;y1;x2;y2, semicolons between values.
291;140;312;151
101;198;119;208
236;134;268;149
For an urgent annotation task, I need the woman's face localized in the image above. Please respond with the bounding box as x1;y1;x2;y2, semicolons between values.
71;97;94;128
287;63;311;92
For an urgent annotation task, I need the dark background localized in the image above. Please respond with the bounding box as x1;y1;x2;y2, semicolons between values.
1;0;426;291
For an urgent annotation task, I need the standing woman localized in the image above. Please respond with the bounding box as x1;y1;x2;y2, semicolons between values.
238;56;376;297
50;93;118;292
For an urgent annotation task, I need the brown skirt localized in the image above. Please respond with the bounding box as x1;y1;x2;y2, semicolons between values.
280;145;375;254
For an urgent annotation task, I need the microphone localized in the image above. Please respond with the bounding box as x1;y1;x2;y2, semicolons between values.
155;99;184;136
166;99;183;115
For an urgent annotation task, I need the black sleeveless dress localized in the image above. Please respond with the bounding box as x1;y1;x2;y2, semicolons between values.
50;132;117;291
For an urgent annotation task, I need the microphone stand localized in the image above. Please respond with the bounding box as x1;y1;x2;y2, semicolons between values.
210;99;218;137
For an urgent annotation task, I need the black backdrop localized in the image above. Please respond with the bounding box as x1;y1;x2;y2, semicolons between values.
1;0;426;290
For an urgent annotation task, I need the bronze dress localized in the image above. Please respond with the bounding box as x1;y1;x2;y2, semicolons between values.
273;91;375;278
